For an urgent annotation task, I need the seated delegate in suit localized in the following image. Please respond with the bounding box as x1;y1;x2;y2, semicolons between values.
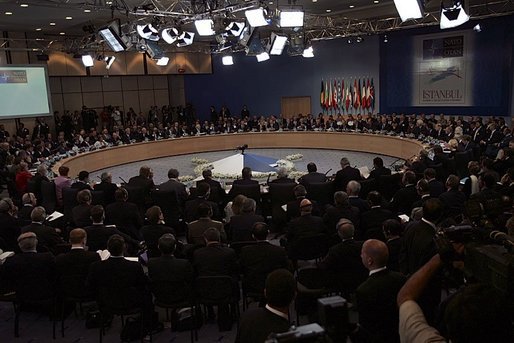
0;198;21;251
355;239;406;343
334;157;362;191
141;206;175;258
21;206;64;253
424;168;445;198
94;172;118;205
184;182;221;223
192;228;238;278
105;188;143;240
383;219;403;272
389;171;420;215
323;191;360;234
286;184;321;222
269;167;296;184
70;170;93;191
286;199;325;248
84;205;139;253
319;218;368;295
367;157;391;180
127;165;155;205
240;222;290;295
158;168;189;207
147;233;193;291
298;162;327;187
360;191;395;241
231;167;259;187
72;189;93;227
18;192;37;223
187;203;226;245
1;232;56;302
438;175;467;218
236;269;296;343
229;198;264;242
347;180;370;213
30;164;50;204
55;228;101;297
197;169;226;209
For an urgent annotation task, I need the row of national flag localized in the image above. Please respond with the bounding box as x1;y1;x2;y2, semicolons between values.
320;78;375;113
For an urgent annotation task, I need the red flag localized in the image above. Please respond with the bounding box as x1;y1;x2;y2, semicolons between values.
333;79;338;108
361;79;366;109
366;79;371;109
370;78;375;111
320;80;324;109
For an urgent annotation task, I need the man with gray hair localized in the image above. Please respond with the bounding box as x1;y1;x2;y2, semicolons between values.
270;167;296;184
334;157;362;191
94;172;118;205
21;206;63;253
31;164;50;203
158;168;188;206
347;180;370;212
319;218;368;295
229;197;265;242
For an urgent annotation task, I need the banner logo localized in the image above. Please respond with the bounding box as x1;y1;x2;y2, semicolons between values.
0;70;28;84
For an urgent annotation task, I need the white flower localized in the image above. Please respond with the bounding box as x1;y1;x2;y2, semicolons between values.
193;163;213;175
178;175;195;182
285;153;303;161
191;157;210;165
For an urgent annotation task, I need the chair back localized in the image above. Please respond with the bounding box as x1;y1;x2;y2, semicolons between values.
62;187;79;222
358;179;376;199
40;180;57;213
455;151;472;178
60;273;92;300
195;276;237;305
91;190;105;206
377;174;402;201
26;179;37;194
288;234;329;261
151;189;181;229
306;182;335;207
269;183;296;205
229;184;261;204
150;280;192;307
296;267;330;290
229;241;259;257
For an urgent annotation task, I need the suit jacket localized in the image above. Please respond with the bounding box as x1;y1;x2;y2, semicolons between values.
269;177;296;184
439;189;467;216
187;218;226;245
84;224;136;252
334;166;362;191
349;196;370;213
127;175;155;195
72;204;92;227
18;204;34;222
240;242;290;293
356;269;406;343
298;172;327;186
386;237;403;272
158;179;188;206
140;224;175;258
235;307;290;343
368;166;391;180
55;248;101;296
229;213;265;242
197;178;226;205
192;243;238;277
87;257;147;309
147;255;193;285
232;179;259;186
428;179;445;198
323;204;360;233
360;207;395;239
286;214;325;243
2;252;56;300
21;222;63;251
319;239;368;293
105;201;143;239
70;181;93;191
94;181;118;205
184;198;221;223
389;185;419;215
0;212;21;251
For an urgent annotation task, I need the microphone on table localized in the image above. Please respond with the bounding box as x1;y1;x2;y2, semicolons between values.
119;176;127;184
266;173;272;185
324;168;332;176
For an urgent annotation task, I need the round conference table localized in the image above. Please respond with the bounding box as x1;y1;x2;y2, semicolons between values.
52;132;424;177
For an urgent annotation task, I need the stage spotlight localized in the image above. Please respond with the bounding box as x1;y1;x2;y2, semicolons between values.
383;35;388;43
279;10;304;27
225;21;245;37
473;24;481;32
356;36;363;43
156;56;169;66
347;38;353;44
287;33;304;56
81;54;94;67
161;27;180;44
176;31;195;47
98;21;131;52
222;55;234;65
267;32;288;55
104;55;115;69
137;24;159;41
256;51;270;62
393;0;423;22
302;46;314;58
195;19;215;36
245;8;269;27
440;1;469;29
136;39;148;52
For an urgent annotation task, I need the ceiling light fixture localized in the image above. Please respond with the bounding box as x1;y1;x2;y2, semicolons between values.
393;0;423;22
50;22;56;25
136;24;159;41
84;9;91;13
222;55;234;65
245;8;269;27
302;46;314;58
194;19;215;36
176;31;195;47
279;10;304;27
99;21;131;52
256;52;270;62
161;27;180;44
36;28;42;31
20;4;28;7
66;16;72;20
473;24;481;32
267;32;288;55
349;5;355;8
156;56;169;66
81;55;94;67
5;12;13;15
59;32;65;35
326;9;331;13
104;56;115;69
384;35;388;42
440;1;470;29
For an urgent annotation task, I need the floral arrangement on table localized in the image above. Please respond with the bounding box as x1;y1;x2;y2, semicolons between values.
289;171;308;180
178;175;195;182
191;157;210;165
191;158;298;179
285;153;303;161
193;163;213;176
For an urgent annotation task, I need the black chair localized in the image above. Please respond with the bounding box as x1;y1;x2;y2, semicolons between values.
194;276;240;330
377;174;402;201
91;190;105;206
26;179;37;194
151;189;182;231
288;234;329;269
295;267;330;325
432;164;446;182
455;151;472;178
150;280;196;343
40;180;57;213
123;185;147;215
269;183;297;231
358;179;376;199
59;273;95;337
62;187;79;224
229;241;260;257
228;184;261;205
306;182;335;207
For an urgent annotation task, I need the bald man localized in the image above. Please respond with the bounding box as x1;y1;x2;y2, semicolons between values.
355;239;406;343
286;199;325;245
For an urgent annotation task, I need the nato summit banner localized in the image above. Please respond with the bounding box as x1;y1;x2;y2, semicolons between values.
413;31;473;107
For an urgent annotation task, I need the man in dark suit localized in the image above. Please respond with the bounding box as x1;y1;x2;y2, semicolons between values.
361;191;395;240
56;228;100;297
389;171;419;215
30;164;50;203
356;239;406;343
158;168;189;207
240;223;290;295
347;180;370;213
439;175;467;218
21;206;63;252
235;269;295;343
286;199;325;247
71;170;93;191
471;120;486;144
192;228;237;277
368;157;391;180
187;202;226;245
197;169;226;208
1;232;56;303
411;179;433;210
0;198;21;251
399;198;443;323
94;172;118;205
470;173;502;217
229;198;264;242
105;188;143;240
147;233;193;288
383;219;403;272
140;206;176;258
84;205;139;253
231;167;259;186
424;168;444;198
323;191;360;234
334;157;362;191
184;182;221;222
298;162;327;186
18;192;37;222
319;218;368;295
87;234;154;328
72;189;93;227
285;184;320;222
127;165;155;205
